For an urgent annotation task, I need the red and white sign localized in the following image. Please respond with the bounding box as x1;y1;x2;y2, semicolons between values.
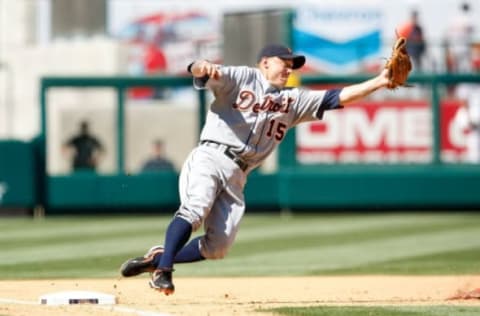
296;100;468;163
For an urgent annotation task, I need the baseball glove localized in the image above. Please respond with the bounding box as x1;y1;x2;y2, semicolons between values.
385;37;412;89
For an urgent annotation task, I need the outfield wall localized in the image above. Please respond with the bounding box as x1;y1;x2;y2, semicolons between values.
2;146;480;212
2;74;480;214
0;141;37;210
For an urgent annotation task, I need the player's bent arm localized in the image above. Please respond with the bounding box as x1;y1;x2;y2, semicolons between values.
339;69;390;105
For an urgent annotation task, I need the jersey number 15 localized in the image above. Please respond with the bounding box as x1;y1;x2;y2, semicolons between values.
266;119;287;141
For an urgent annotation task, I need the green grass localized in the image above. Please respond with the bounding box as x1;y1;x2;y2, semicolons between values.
3;213;480;316
266;305;480;316
1;212;480;279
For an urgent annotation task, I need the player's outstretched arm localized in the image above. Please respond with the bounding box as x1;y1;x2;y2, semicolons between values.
189;60;221;80
338;69;390;105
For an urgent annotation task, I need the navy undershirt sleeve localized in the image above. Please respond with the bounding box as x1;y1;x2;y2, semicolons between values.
315;88;344;119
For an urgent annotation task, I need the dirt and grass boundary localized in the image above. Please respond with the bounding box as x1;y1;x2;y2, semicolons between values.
1;276;480;316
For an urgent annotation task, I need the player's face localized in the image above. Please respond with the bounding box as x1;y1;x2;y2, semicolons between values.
263;57;293;88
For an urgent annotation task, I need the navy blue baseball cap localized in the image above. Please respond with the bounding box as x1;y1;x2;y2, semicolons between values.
257;44;306;69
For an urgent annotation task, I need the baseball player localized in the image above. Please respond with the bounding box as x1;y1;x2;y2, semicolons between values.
120;44;391;295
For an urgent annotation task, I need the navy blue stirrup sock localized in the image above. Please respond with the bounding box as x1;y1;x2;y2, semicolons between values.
153;236;205;266
174;237;205;263
158;217;192;269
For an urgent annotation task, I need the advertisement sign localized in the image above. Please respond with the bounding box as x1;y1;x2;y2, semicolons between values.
108;1;383;77
296;100;468;163
117;12;221;76
108;1;222;99
294;3;382;73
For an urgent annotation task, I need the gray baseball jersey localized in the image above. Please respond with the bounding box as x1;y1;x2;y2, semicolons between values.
195;65;342;170
175;64;342;259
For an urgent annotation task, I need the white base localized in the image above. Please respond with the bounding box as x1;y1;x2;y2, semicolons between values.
39;291;116;305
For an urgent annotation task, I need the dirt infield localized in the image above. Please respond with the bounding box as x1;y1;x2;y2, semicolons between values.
1;276;480;316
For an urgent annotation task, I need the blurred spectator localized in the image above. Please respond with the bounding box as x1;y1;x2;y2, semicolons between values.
445;2;475;73
63;120;105;172
397;10;426;72
455;84;480;163
141;139;175;172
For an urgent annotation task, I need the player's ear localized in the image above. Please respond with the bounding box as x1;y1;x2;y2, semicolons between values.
259;57;269;69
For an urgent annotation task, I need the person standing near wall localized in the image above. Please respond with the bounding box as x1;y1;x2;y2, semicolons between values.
63;120;105;172
140;139;176;172
397;9;426;72
446;2;475;73
455;83;480;163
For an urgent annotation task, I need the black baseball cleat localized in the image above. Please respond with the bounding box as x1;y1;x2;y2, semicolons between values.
149;268;175;295
120;245;164;277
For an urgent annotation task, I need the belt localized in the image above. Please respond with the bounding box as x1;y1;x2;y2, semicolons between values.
200;140;249;171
